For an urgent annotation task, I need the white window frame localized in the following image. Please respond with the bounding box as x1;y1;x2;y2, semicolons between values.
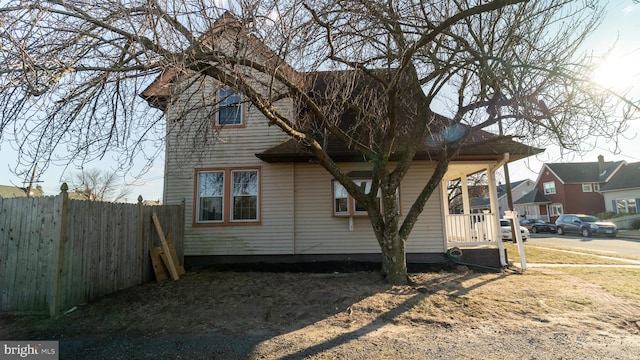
550;203;563;216
543;181;556;195
594;183;600;191
616;198;637;214
582;183;592;192
215;87;243;126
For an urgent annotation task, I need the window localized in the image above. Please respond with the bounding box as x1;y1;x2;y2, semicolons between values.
334;182;349;215
550;203;563;216
616;198;637;214
232;170;258;221
543;181;556;195
582;183;592;192
195;168;260;224
332;179;396;216
593;183;600;191
216;87;243;126
197;171;224;223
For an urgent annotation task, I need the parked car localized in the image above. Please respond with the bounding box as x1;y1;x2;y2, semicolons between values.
519;218;557;234
500;219;530;241
554;214;618;238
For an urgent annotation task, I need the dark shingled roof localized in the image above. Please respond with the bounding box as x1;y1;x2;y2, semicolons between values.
514;188;551;205
599;162;640;192
546;161;624;183
256;128;541;163
470;197;490;208
496;180;528;198
140;21;542;165
257;70;542;163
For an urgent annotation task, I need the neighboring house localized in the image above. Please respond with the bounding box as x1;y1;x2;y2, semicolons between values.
599;161;640;214
515;155;625;222
141;14;540;267
0;185;44;198
470;179;535;217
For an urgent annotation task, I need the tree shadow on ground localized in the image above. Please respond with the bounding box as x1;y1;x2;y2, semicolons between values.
2;266;507;359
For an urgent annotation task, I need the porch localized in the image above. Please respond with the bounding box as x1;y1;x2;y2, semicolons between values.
441;160;509;267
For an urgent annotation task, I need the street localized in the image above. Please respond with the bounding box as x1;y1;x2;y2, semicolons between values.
526;233;640;260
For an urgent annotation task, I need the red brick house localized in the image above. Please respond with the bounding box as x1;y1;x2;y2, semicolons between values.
515;156;625;222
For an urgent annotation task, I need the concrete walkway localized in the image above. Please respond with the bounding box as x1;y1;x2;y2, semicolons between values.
618;229;640;240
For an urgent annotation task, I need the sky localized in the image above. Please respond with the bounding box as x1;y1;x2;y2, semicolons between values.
0;1;639;201
503;0;640;184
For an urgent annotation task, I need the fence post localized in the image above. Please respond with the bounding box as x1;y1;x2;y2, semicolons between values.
137;195;144;283
49;183;69;317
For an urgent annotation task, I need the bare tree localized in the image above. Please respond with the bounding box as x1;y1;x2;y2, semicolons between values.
65;168;131;202
0;0;637;283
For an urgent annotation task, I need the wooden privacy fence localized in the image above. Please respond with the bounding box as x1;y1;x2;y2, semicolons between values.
0;184;184;316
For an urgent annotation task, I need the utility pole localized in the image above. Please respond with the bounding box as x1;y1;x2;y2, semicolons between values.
498;120;516;241
26;163;38;197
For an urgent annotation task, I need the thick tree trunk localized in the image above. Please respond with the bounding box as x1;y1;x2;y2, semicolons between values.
380;232;408;285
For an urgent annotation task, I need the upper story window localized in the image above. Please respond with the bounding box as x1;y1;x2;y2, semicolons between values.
582;183;592;192
543;181;556;195
195;168;260;225
594;183;600;191
216;87;243;126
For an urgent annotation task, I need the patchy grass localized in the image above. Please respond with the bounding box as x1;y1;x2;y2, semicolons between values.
2;268;639;359
553;267;640;304
503;243;634;264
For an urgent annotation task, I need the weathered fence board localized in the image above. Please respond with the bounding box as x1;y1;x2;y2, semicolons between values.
0;188;183;315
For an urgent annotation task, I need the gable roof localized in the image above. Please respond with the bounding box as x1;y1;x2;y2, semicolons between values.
543;160;625;184
599;162;640;192
141;12;302;111
513;188;551;205
469;180;533;208
141;16;543;165
496;179;529;198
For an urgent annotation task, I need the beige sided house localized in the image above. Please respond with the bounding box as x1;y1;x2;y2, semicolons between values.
142;14;540;269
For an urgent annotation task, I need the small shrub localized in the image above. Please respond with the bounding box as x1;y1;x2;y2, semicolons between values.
632;219;640;231
596;212;616;220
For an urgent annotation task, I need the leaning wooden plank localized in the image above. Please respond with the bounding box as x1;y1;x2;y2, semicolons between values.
149;247;169;282
151;212;179;280
166;231;185;275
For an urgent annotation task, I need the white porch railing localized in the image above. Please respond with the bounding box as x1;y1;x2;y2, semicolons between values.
446;213;499;246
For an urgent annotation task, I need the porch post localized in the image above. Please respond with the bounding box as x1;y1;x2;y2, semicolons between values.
460;174;470;214
441;179;451;251
487;166;507;266
459;175;473;241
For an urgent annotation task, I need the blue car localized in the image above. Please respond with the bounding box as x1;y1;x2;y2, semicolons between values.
555;214;618;238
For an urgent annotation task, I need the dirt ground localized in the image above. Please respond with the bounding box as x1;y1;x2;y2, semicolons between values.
3;266;640;359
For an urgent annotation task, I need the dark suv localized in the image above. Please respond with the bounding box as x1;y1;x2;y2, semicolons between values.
555;214;618;238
